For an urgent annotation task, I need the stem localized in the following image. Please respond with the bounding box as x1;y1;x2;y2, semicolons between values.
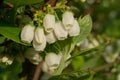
33;61;43;80
61;0;67;5
54;51;68;75
54;12;59;21
54;43;75;75
48;0;57;7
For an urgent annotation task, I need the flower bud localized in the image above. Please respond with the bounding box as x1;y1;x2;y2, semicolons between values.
45;32;56;44
21;24;35;43
62;11;74;30
54;22;68;40
25;48;42;65
68;20;80;36
33;27;46;51
45;53;61;69
43;14;55;33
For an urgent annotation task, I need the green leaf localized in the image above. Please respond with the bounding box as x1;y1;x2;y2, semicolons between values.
0;26;28;45
0;8;17;25
80;57;99;70
67;46;99;61
49;70;91;80
44;37;73;53
73;15;92;44
68;42;107;62
5;0;44;7
71;56;84;71
6;61;22;74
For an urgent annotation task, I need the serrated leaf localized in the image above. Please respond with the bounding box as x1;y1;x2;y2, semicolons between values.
67;46;99;62
5;0;44;7
0;26;29;45
73;15;92;44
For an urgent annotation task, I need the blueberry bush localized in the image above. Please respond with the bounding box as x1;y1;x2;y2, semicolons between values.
0;0;120;80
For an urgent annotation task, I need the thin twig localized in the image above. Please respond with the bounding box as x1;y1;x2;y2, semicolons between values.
48;0;57;7
93;64;113;72
33;61;43;80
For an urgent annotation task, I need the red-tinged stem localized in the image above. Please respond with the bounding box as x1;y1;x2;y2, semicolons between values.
33;61;43;80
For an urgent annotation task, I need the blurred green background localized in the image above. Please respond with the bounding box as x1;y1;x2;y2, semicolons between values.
70;0;120;80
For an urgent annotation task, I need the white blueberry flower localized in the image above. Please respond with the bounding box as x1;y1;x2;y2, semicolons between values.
21;24;35;43
42;61;55;75
62;11;74;30
42;53;62;75
33;27;46;51
104;52;119;63
68;20;80;37
77;39;89;49
45;53;61;69
1;56;8;63
54;22;68;40
25;48;42;65
1;56;13;65
34;27;45;44
91;38;99;47
45;32;57;44
43;14;55;33
117;73;120;80
79;38;99;49
6;58;13;65
42;61;49;74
